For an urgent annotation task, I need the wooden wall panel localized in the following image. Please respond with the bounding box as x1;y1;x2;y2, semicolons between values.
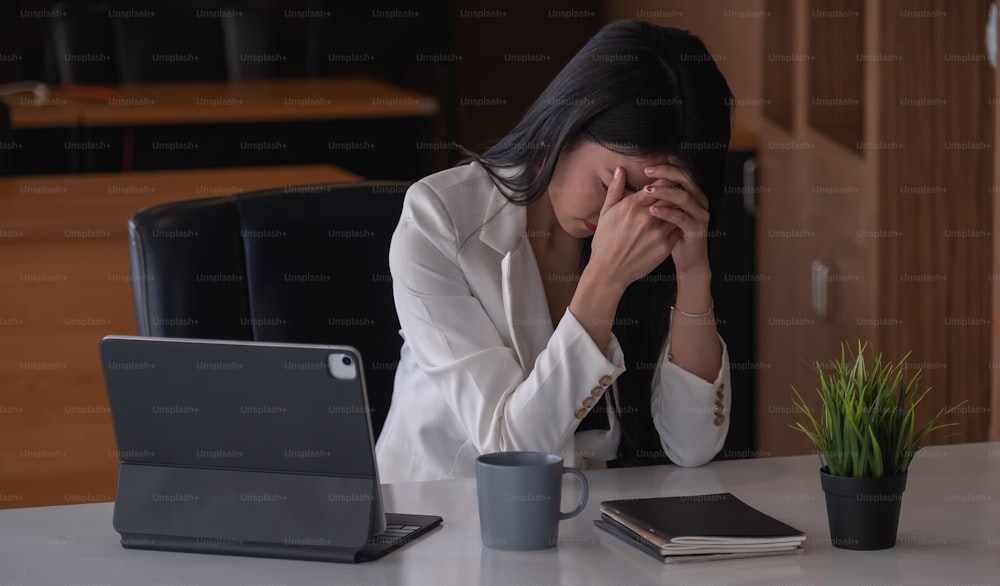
606;0;766;134
756;0;876;456
878;0;993;444
763;0;794;131
755;136;877;455
753;142;814;454
994;0;1000;443
807;0;865;150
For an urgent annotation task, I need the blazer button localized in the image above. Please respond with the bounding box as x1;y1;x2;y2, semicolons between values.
713;414;726;426
591;386;604;398
583;397;596;409
575;408;588;420
599;375;613;386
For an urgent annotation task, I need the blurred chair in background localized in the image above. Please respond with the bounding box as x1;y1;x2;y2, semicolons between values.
45;1;272;84
0;99;11;174
46;2;117;86
111;5;226;83
220;6;279;81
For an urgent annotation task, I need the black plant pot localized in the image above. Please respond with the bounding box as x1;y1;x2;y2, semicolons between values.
819;469;908;550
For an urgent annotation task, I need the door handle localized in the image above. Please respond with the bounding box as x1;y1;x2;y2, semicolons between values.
812;260;832;321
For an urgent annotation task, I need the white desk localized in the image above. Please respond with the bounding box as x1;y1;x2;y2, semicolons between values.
1;442;998;585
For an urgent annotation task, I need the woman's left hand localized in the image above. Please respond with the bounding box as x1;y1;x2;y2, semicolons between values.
641;156;712;276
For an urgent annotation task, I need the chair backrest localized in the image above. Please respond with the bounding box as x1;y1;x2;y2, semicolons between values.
303;0;450;80
220;8;279;81
127;181;409;438
0;100;10;175
111;6;227;83
46;2;118;85
44;1;277;84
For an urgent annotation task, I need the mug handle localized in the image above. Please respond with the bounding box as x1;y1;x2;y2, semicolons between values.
558;466;589;520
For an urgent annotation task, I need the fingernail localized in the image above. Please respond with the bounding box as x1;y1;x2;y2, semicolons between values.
644;185;656;193
644;167;655;175
613;167;622;180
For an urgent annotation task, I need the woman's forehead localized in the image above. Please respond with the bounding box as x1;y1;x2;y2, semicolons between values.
572;142;670;171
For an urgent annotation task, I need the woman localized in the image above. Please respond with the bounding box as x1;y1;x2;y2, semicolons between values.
375;20;734;483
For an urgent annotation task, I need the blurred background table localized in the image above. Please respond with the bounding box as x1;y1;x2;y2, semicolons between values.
2;77;438;179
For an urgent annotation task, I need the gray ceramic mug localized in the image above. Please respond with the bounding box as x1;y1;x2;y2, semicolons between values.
475;451;589;551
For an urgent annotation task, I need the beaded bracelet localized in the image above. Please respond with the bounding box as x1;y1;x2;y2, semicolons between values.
670;299;714;318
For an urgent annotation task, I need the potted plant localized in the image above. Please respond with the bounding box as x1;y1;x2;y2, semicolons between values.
790;341;964;550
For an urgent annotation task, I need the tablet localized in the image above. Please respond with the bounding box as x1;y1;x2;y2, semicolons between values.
100;335;441;563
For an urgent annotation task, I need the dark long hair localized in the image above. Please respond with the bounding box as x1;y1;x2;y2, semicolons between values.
465;20;733;466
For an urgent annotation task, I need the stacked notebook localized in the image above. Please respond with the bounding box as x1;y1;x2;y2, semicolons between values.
594;492;806;564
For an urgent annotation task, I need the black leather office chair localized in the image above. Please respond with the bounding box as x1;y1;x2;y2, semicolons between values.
46;2;118;85
0;100;11;174
303;0;450;82
111;5;226;83
220;7;278;81
127;182;409;438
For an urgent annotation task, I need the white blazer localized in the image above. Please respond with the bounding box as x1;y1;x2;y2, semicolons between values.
375;162;731;484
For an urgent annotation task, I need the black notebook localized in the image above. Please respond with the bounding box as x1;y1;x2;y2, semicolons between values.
594;492;805;563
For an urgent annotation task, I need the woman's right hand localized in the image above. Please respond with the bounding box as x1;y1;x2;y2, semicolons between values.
588;166;679;290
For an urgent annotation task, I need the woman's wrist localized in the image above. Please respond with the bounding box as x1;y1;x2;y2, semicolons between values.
570;268;627;352
668;262;722;380
580;260;630;298
676;260;711;285
576;266;627;312
674;264;712;314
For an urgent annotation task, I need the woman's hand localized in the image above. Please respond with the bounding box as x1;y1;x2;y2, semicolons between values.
588;166;680;291
641;156;711;277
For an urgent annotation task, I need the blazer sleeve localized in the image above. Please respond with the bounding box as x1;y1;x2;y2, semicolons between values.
650;332;732;467
389;181;626;456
